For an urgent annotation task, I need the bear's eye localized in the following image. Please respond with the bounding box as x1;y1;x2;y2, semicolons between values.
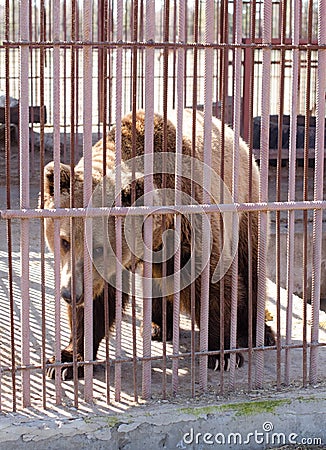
93;246;104;258
60;238;70;253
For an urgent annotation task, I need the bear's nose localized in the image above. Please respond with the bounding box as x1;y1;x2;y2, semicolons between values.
61;287;72;304
61;287;84;305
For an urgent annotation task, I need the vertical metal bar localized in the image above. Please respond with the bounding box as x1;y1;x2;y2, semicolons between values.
5;0;16;412
285;0;300;386
131;0;139;403
276;0;287;391
5;0;17;412
114;0;123;403
53;0;62;403
138;0;144;110
70;0;79;409
309;0;325;385
172;0;185;397
142;0;155;401
161;0;170;400
101;0;111;406
98;0;103;130
242;45;252;143
20;0;31;409
172;0;177;109
199;0;214;392
75;5;80;152
218;0;228;395
183;1;188;107
39;0;47;410
255;0;272;389
229;0;242;390
83;0;94;403
302;0;314;388
190;0;199;399
246;0;257;393
62;0;67;162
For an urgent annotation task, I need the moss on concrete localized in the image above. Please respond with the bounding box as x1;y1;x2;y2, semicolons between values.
179;399;291;418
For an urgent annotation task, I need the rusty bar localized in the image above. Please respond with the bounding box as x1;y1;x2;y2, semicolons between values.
98;0;104;128
302;0;314;389
114;0;124;403
172;0;186;397
284;0;300;386
199;0;214;392
190;0;199;399
62;0;67;162
172;0;177;109
70;0;79;409
4;198;326;220
183;1;188;107
255;0;272;389
275;0;287;391
5;0;17;412
0;339;322;374
75;4;80;157
53;0;62;403
29;2;35;176
4;39;326;51
229;0;242;390
309;0;326;385
39;0;47;410
218;0;229;396
20;0;31;409
101;0;111;406
142;0;155;401
246;0;257;393
161;0;170;400
131;0;139;403
83;0;94;402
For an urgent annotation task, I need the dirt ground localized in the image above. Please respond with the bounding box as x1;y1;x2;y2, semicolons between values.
0;139;325;414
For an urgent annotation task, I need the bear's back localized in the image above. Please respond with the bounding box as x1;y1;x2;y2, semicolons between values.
85;110;260;207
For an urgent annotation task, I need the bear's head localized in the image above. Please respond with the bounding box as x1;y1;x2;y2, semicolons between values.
42;161;101;305
42;160;165;306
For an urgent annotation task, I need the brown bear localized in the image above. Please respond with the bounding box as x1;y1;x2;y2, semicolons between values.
43;110;275;379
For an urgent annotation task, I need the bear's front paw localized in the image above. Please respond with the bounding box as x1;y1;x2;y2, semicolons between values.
140;321;173;342
208;353;244;371
264;324;276;346
46;350;84;380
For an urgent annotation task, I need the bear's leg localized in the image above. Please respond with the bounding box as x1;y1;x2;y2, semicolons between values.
236;212;276;348
264;323;276;346
89;284;130;357
139;297;174;341
46;304;85;380
47;283;129;380
150;296;174;341
139;271;174;341
194;273;244;371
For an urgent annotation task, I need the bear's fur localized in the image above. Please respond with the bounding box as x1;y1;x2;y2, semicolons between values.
43;110;275;379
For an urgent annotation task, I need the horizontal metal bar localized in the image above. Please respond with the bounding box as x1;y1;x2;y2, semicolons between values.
1;200;326;220
1;40;324;51
1;341;324;374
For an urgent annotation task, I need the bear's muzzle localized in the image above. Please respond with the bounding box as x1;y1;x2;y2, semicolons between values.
60;287;84;306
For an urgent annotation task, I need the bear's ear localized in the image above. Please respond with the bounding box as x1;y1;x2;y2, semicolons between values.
44;161;71;197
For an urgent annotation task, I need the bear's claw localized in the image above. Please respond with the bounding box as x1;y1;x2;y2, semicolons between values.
140;321;173;342
265;324;276;347
46;351;84;380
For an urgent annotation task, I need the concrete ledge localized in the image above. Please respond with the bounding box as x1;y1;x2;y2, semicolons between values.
0;389;325;449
